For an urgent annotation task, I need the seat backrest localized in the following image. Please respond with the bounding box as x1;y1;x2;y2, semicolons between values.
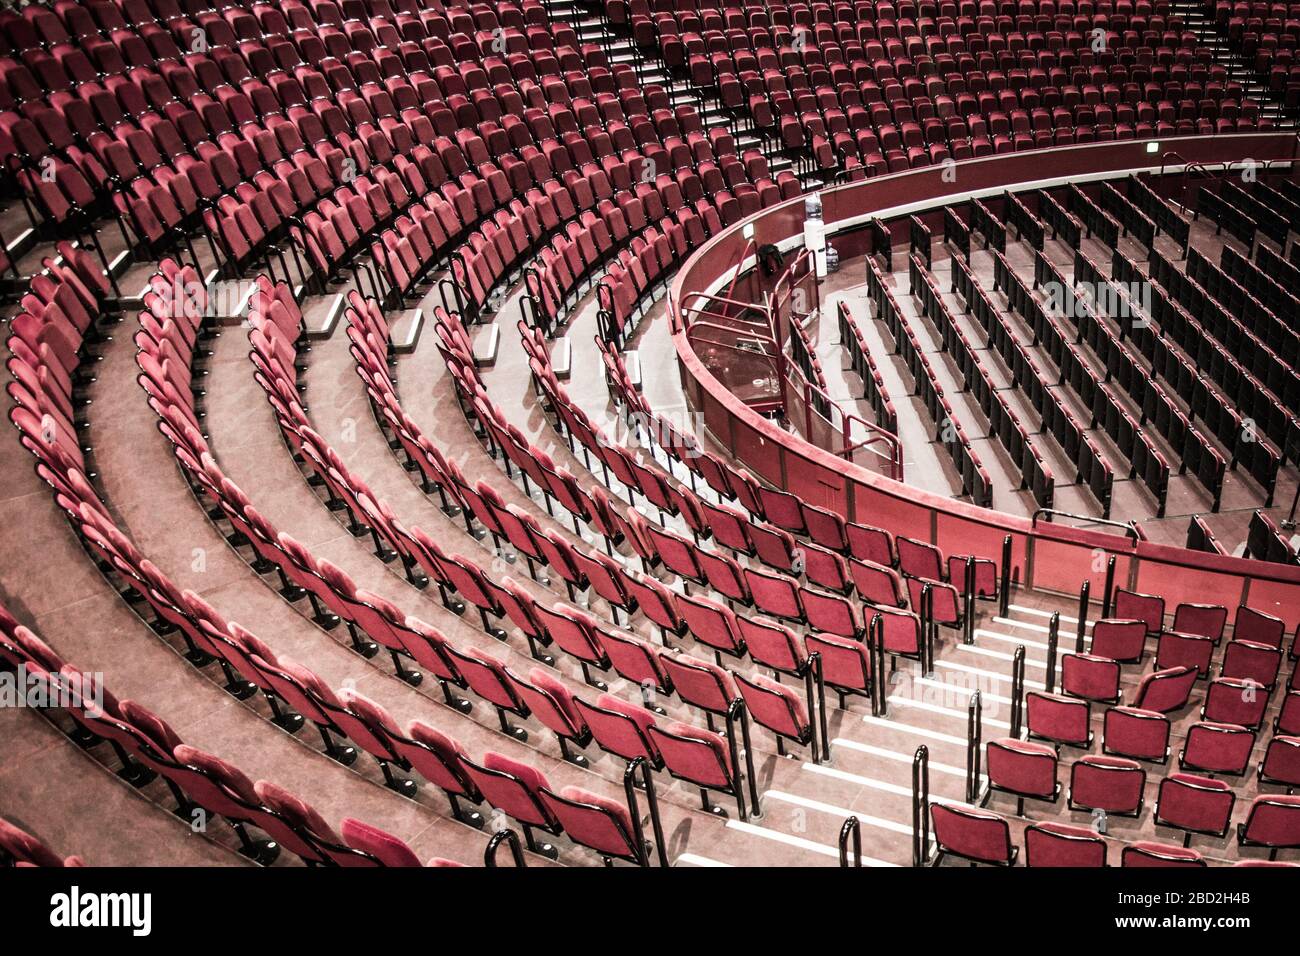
1070;755;1145;815
1182;721;1255;775
1155;773;1235;838
1233;604;1284;648
573;694;660;764
645;722;733;790
1171;603;1227;642
1113;587;1164;635
1024;821;1107;867
1089;619;1147;662
339;817;422;867
460;752;558;829
987;737;1057;798
1241;795;1300;849
1130;664;1196;713
1026;691;1091;746
1061;653;1121;702
1121;841;1205;867
538;787;639;862
1101;706;1170;762
931;803;1013;865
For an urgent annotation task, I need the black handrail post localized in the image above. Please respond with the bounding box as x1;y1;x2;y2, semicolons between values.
1076;580;1091;653
484;828;526;867
963;556;977;645
912;746;930;867
921;584;936;678
966;691;983;805
868;613;885;717
737;699;762;819
998;535;1013;618
805;651;831;763
1046;611;1061;694
839;816;862;868
624;757;669;867
1101;555;1116;618
1010;645;1026;739
723;700;749;821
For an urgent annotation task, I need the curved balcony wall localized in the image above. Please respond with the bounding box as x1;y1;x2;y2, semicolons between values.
669;133;1300;627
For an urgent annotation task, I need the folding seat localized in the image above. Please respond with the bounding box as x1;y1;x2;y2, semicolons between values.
1179;721;1255;777
756;485;806;535
573;693;662;768
387;720;484;826
1023;702;1089;767
460;752;563;857
1171;603;1227;643
802;501;848;552
252;780;361;866
1238;794;1300;858
1153;628;1214;678
1130;664;1197;713
1153;773;1236;846
805;631;873;706
660;652;737;725
652;698;764;814
1122;841;1205;867
1221;639;1282;690
676;592;745;660
602;628;673;701
333;818;422;867
1112;587;1164;636
930;803;1017;865
505;667;593;766
907;576;962;628
538;786;648;866
986;737;1060;814
846;521;895;567
1023;821;1107;867
621;573;687;641
850;558;906;608
0;818;81;868
169;745;281;864
1089;618;1146;662
1060;652;1121;703
743;565;804;621
1197;674;1268;730
947;554;998;598
700;499;756;555
733;665;815;759
530;602;613;684
443;645;532;741
1102;705;1170;763
1259;735;1300;791
1068;755;1145;817
1233;605;1285;648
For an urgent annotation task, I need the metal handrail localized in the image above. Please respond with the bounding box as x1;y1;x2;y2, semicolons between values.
1010;645;1026;738
1101;554;1117;619
921;584;936;677
725;698;764;820
839;816;862;867
1045;611;1061;694
912;746;930;867
1076;579;1091;653
998;534;1013;617
868;612;887;717
624;757;669;867
966;691;983;806
1031;508;1140;542
803;651;831;763
962;555;977;645
484;828;526;868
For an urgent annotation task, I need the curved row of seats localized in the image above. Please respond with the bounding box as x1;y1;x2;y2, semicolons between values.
604;0;1264;174
0;596;472;867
